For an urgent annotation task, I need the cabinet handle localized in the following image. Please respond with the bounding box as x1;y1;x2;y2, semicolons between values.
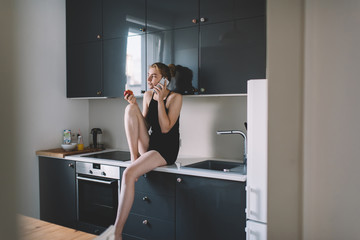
200;17;207;23
96;34;101;39
68;163;74;168
192;18;198;24
177;177;182;183
142;196;149;201
96;90;102;96
142;219;149;225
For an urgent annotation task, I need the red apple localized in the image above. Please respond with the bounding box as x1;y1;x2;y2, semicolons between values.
124;89;133;97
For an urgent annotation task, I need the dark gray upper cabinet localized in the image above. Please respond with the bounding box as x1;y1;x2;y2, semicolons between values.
103;0;146;39
146;0;265;33
199;0;266;25
146;0;198;33
146;27;199;94
199;16;266;94
146;0;266;94
67;42;102;98
66;0;265;97
66;0;144;98
66;0;102;44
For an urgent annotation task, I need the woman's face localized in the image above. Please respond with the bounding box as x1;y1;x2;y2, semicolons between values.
147;67;162;89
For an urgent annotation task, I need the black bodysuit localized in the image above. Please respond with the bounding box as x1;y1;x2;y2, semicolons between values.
146;92;180;165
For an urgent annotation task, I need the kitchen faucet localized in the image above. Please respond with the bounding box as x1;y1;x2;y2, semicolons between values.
216;130;247;164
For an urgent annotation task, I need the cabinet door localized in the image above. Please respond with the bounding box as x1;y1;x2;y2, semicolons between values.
103;0;146;39
176;175;246;240
67;42;102;97
147;27;199;94
199;17;266;94
199;0;265;25
66;0;102;44
103;38;127;97
147;0;198;33
39;157;76;228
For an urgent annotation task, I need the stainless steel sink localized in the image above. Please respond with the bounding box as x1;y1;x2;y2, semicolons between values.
185;160;246;173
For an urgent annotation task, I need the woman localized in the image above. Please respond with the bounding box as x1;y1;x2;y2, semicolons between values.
114;62;183;239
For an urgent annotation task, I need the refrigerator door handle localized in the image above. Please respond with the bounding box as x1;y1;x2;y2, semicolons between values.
247;186;258;218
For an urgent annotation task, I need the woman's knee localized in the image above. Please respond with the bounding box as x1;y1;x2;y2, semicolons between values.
122;167;137;184
125;104;139;118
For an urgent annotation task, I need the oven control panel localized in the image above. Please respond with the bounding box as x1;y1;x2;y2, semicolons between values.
76;162;120;179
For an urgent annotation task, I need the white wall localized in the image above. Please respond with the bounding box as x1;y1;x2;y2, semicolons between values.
267;0;304;239
89;96;247;161
268;0;360;239
13;0;89;218
303;1;360;239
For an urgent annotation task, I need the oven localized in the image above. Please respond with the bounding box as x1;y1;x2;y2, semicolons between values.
76;161;120;234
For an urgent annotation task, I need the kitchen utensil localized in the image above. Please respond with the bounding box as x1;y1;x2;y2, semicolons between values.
90;128;102;149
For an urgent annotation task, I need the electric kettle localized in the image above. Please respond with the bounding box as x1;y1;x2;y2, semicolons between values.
90;128;103;149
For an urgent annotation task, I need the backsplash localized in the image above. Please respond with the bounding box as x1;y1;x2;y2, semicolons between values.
89;95;247;161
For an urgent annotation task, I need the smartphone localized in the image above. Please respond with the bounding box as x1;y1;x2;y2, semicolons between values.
159;77;169;87
154;77;169;92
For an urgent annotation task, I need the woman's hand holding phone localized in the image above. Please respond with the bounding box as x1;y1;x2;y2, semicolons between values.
153;78;169;98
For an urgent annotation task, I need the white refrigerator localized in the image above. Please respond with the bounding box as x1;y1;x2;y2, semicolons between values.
246;79;268;240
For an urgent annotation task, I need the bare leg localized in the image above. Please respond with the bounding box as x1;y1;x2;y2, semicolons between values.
124;104;149;161
114;151;167;240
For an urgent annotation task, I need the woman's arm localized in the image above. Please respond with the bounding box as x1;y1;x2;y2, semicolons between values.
157;93;182;133
142;91;151;118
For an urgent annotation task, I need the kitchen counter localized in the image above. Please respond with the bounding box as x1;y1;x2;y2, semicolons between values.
62;149;247;182
35;147;103;158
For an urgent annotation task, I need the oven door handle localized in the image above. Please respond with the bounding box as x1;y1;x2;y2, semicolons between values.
76;176;116;185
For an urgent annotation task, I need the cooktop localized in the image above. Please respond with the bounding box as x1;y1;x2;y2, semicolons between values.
82;151;131;161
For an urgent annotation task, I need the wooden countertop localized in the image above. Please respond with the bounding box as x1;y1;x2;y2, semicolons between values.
36;147;103;158
18;215;96;240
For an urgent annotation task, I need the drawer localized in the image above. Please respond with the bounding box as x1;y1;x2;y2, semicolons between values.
132;191;175;221
134;171;176;197
123;213;175;240
123;233;145;240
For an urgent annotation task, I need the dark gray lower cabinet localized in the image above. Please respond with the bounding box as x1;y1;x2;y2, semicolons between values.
175;175;246;240
123;170;176;240
39;157;76;228
38;160;245;239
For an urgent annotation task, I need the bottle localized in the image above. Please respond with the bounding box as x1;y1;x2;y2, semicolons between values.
77;135;84;151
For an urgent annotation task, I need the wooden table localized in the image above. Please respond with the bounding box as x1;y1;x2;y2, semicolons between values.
18;215;96;240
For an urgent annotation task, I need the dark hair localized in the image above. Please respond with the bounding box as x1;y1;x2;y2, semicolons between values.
150;62;171;81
